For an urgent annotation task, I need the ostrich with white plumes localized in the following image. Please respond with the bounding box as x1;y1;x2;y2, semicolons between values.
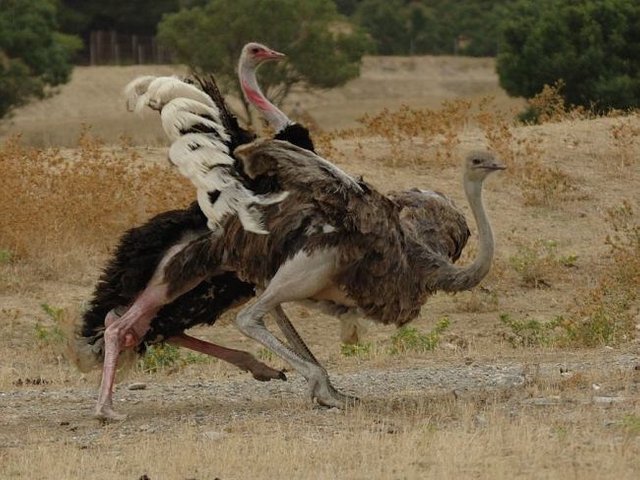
72;46;330;419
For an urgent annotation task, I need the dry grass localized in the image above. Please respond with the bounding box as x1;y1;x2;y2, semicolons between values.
565;200;640;346
0;130;192;282
3;372;640;480
1;58;640;479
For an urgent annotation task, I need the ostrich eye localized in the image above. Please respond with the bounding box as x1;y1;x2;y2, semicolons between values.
251;47;260;54
472;158;482;165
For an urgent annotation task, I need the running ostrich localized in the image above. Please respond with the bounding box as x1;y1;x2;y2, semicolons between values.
72;45;321;397
236;42;475;344
94;112;504;418
72;90;283;387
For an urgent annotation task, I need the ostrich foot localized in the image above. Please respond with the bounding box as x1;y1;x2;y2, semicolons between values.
308;375;359;409
249;361;287;382
167;334;287;382
95;403;127;421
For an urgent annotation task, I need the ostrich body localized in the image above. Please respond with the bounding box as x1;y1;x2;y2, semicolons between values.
98;135;504;417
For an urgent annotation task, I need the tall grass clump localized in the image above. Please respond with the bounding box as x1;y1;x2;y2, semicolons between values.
564;201;639;346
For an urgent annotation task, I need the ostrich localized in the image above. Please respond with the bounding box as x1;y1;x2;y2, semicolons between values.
94;132;504;417
236;42;476;344
75;50;329;419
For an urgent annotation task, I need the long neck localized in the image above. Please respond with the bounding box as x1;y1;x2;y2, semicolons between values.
436;177;495;292
238;62;290;132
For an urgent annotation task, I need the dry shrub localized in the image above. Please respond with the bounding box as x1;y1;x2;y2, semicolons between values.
0;132;193;275
474;97;518;167
518;160;578;207
333;100;471;167
474;96;585;208
313;131;341;160
609;115;640;168
522;80;590;124
509;239;577;289
454;288;499;313
566;201;639;346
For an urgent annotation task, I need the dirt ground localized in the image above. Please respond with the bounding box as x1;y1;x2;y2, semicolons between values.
1;56;639;479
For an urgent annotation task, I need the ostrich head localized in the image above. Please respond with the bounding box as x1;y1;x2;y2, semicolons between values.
464;151;505;183
239;42;286;70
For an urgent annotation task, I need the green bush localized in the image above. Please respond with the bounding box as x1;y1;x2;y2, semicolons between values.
388;318;450;355
0;0;81;118
497;0;640;111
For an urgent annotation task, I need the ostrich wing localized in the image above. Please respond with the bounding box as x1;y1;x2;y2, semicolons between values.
389;189;470;263
235;139;364;197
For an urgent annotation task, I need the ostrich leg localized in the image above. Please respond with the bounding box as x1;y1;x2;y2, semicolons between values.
235;250;356;408
95;239;208;420
271;306;357;404
94;279;201;420
272;306;320;365
167;333;286;381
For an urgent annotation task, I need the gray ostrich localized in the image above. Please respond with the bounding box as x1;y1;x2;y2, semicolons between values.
96;135;504;418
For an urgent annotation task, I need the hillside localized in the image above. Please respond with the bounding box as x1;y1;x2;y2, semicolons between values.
0;55;522;146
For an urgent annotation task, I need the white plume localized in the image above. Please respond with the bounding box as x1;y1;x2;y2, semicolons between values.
125;73;288;235
161;98;229;143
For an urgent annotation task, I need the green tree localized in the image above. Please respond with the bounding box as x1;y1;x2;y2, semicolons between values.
354;0;420;55
0;0;81;118
157;0;370;124
56;0;181;35
497;0;640;110
353;0;506;56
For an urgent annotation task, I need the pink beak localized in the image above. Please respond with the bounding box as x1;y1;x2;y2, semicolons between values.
258;48;286;61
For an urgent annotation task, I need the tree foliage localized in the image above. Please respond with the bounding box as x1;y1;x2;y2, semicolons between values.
0;0;81;118
497;0;640;110
56;0;181;36
353;0;506;56
157;0;370;123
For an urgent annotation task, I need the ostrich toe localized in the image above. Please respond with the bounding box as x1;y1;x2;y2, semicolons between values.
250;366;287;382
95;404;128;422
308;376;358;409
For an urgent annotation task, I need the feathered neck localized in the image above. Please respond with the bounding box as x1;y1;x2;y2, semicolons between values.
238;63;290;133
432;176;494;292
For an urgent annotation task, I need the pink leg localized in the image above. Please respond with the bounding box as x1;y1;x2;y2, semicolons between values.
167;333;286;381
94;279;201;420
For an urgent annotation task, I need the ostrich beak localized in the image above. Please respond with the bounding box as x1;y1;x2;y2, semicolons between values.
260;48;286;61
485;162;506;171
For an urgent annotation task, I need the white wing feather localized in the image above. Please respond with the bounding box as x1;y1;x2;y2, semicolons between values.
123;75;157;112
144;77;215;112
125;73;288;234
161;98;229;143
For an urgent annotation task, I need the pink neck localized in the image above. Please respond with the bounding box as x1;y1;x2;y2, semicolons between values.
242;80;275;112
239;64;289;132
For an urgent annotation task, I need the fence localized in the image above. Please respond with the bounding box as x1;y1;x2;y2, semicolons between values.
77;31;175;65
